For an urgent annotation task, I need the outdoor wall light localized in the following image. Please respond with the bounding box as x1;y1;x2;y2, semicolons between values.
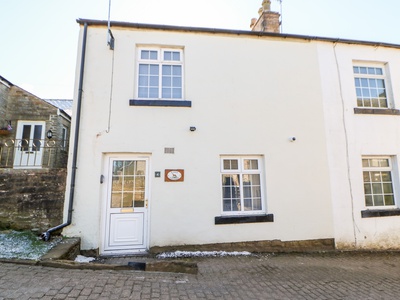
190;126;196;132
47;130;53;139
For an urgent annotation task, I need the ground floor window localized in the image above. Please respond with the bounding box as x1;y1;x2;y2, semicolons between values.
221;156;264;214
362;156;397;208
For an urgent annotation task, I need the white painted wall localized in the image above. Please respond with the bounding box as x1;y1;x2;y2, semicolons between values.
64;24;334;251
318;41;400;249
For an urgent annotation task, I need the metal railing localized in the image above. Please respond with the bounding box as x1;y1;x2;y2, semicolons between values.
0;138;68;168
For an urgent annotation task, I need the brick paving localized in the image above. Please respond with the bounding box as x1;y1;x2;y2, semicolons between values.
1;252;400;299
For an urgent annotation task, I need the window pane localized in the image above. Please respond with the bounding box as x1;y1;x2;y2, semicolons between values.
123;177;134;190
381;171;391;181
371;99;379;107
162;65;172;76
384;195;395;206
383;183;393;194
360;67;367;74
362;88;370;97
354;78;360;87
172;88;182;98
362;159;369;168
374;195;384;206
172;65;182;76
111;193;122;208
364;183;372;195
172;52;180;61
244;159;258;170
149;51;157;60
138;87;148;98
377;80;385;88
172;77;182;87
253;198;262;210
353;66;359;74
379;99;388;107
365;195;373;206
139;76;148;86
149;87;159;98
376;68;383;75
162;88;171;98
139;64;148;75
141;50;149;60
244;198;252;210
360;78;368;87
162;77;172;87
367;67;375;75
164;51;171;61
372;183;382;194
223;159;239;170
123;193;133;208
150;65;159;75
149;76;159;86
369;79;377;88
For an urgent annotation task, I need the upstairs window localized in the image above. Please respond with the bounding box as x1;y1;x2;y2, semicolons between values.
353;65;388;108
221;156;265;214
362;157;396;208
137;48;183;100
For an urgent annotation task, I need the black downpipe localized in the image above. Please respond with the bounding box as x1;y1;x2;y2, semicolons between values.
41;23;88;241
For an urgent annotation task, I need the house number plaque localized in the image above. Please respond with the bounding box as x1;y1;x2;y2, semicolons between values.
165;169;184;182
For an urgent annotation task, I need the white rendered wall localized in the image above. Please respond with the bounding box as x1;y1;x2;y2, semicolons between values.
64;25;334;250
318;42;400;249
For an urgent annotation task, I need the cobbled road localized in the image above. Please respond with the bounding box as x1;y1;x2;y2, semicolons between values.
1;252;400;299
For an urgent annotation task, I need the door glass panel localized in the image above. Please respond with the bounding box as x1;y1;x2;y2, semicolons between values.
33;125;42;151
123;193;133;207
21;125;31;151
111;160;146;209
111;193;122;208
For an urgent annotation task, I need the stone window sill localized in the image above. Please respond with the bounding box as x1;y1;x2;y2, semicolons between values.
354;108;400;115
361;209;400;218
215;214;274;225
130;99;192;107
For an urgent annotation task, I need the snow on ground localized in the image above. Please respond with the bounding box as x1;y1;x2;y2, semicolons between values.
157;250;252;259
0;230;61;260
74;255;96;263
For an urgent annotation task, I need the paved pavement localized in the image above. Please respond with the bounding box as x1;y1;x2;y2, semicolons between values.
1;252;400;299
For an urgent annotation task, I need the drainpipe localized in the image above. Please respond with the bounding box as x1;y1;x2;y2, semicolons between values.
41;23;88;241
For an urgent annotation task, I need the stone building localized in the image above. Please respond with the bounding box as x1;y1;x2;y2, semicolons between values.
0;75;71;231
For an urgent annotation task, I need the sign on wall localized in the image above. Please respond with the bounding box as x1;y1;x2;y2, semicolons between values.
164;169;184;182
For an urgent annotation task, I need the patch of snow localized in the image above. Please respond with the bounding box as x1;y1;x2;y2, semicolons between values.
0;230;61;260
74;255;96;263
157;250;252;259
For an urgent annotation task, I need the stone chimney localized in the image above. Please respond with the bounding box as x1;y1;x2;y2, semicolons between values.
250;0;281;33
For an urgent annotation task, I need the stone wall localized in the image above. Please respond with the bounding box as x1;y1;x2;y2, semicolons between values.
0;168;67;232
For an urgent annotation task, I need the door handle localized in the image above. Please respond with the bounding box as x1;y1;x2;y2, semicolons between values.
145;199;148;208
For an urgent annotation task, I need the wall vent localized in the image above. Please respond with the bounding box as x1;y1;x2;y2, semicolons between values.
164;147;175;154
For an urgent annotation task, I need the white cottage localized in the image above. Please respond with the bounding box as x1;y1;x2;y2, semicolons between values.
53;11;400;255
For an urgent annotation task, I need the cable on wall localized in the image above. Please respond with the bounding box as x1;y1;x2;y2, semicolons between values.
106;45;115;133
333;42;359;247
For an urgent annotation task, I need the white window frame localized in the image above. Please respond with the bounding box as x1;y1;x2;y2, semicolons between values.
362;156;398;209
353;62;391;109
220;156;265;216
136;47;184;100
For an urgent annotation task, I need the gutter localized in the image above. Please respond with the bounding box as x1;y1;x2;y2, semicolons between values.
77;18;400;50
41;22;88;241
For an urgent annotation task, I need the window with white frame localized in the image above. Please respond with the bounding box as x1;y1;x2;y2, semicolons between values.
137;48;183;100
353;65;388;108
221;156;264;214
362;157;396;207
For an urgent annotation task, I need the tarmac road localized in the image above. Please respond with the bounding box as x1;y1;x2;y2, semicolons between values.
1;252;400;299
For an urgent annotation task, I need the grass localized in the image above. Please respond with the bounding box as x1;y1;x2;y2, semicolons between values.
0;230;61;260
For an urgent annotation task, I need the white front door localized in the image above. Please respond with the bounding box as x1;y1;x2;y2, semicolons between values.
13;121;45;168
102;156;149;254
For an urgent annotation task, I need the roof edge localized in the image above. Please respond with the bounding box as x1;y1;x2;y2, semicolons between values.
76;18;400;49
